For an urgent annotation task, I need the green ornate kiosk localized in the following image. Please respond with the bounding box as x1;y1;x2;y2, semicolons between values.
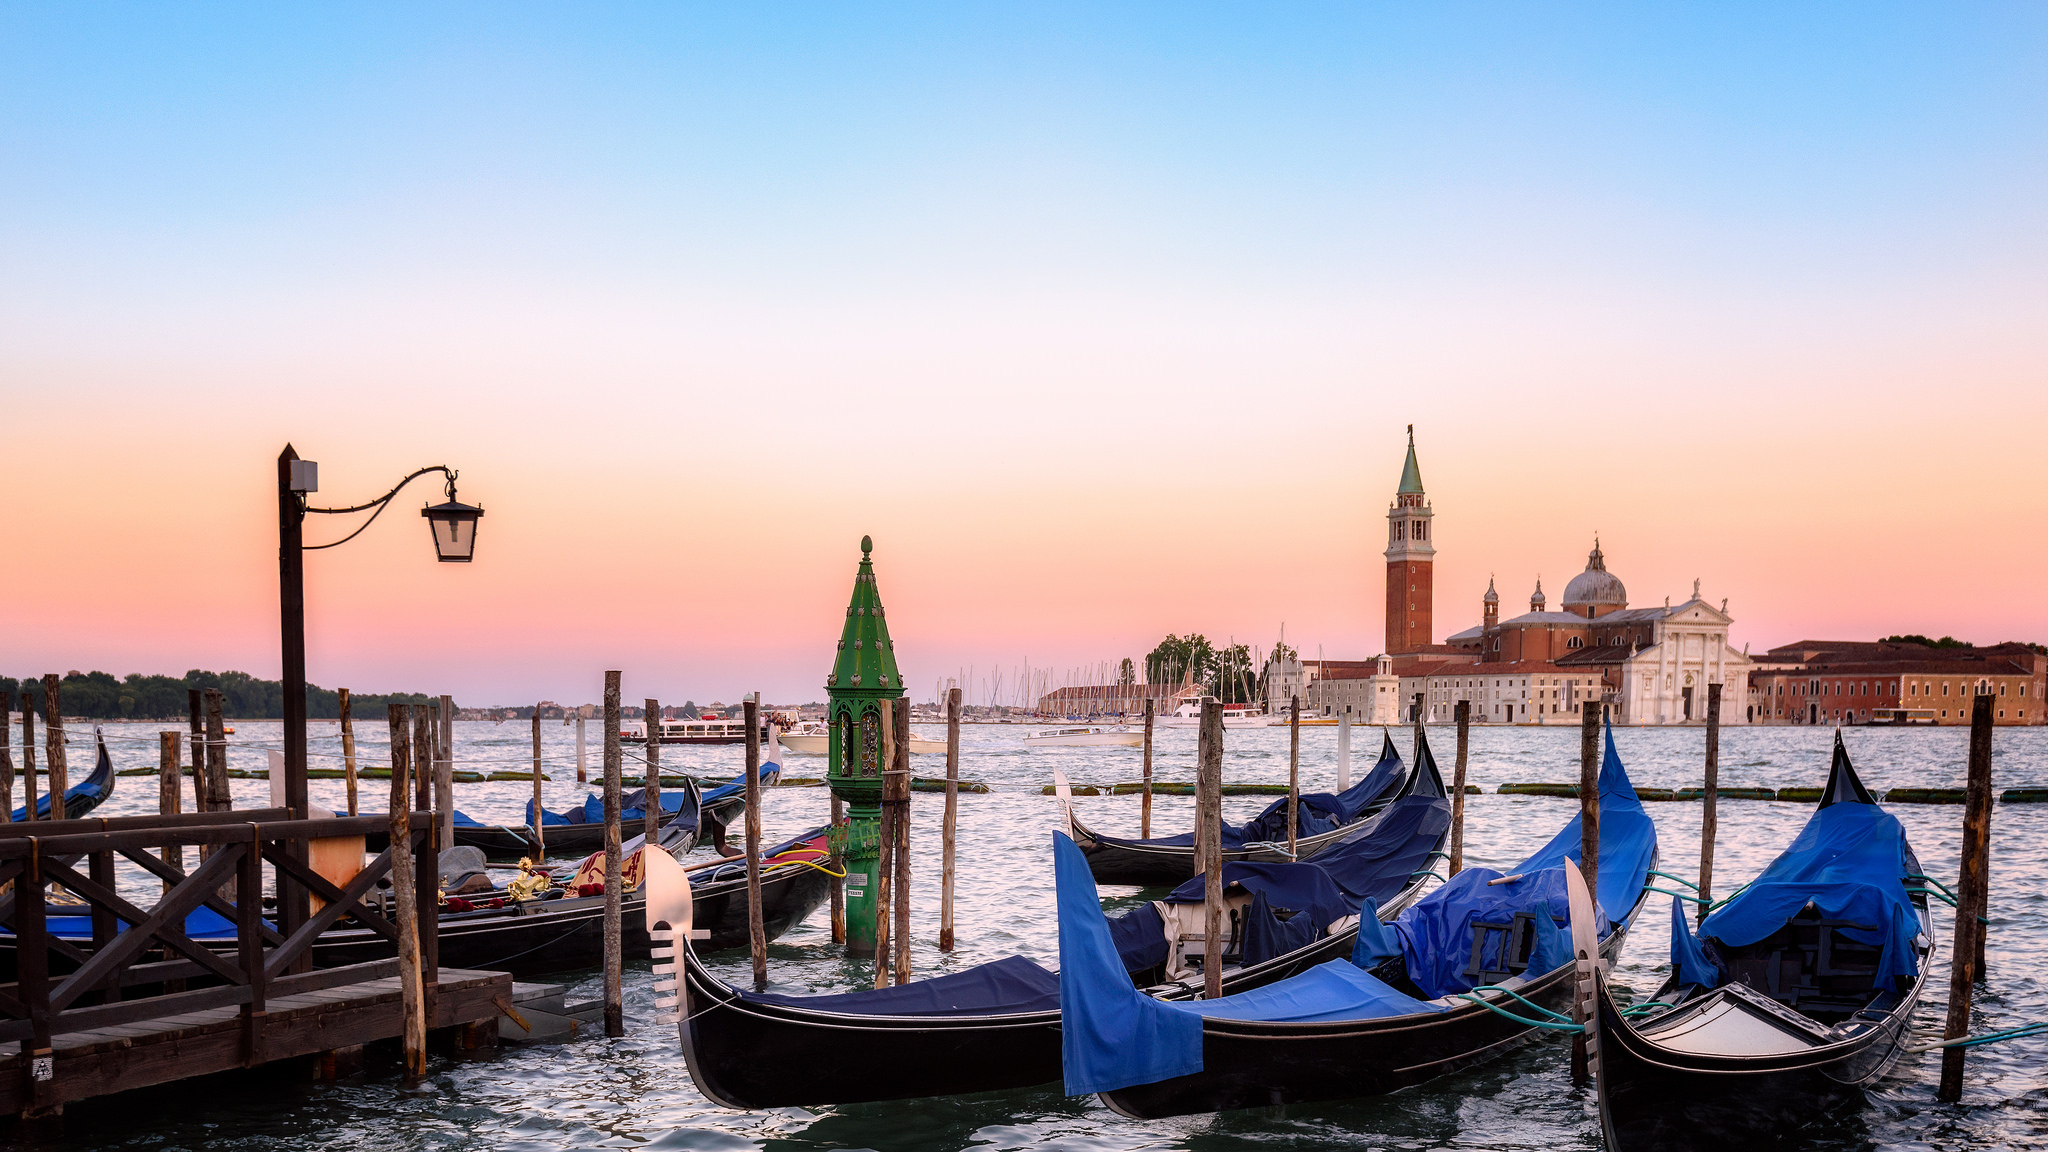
824;535;903;957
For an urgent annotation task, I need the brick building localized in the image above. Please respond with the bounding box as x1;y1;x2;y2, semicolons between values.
1746;640;2046;726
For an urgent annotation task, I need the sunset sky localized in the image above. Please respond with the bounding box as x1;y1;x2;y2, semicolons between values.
7;4;2046;707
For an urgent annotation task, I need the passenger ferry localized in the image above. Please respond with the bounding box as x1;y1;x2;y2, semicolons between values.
621;717;763;745
1023;725;1144;748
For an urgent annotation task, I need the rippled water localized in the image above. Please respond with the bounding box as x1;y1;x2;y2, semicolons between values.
34;718;2048;1150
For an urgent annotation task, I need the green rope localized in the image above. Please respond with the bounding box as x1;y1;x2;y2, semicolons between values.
1422;850;1453;863
1465;984;1576;1025
1909;1021;2048;1053
1646;886;1710;905
1906;874;1957;900
1456;992;1588;1033
1619;1001;1674;1018
1647;871;1699;890
1410;870;1446;882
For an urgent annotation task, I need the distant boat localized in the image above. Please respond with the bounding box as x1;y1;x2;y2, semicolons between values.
777;721;946;756
623;718;765;745
1159;702;1272;729
1024;726;1143;748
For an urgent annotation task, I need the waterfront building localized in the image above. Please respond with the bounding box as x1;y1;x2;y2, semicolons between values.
1746;640;2046;726
1035;682;1200;718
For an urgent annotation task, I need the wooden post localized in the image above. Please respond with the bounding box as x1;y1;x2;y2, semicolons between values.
413;705;435;816
576;715;588;783
1698;683;1722;918
20;692;36;821
339;688;358;817
644;698;663;842
891;695;912;985
1572;699;1601;1083
159;731;183;892
829;790;846;944
41;675;66;807
873;699;896;989
1287;694;1300;855
1450;700;1470;875
602;671;624;1037
203;689;230;813
0;690;12;823
186;687;203;814
438;694;455;849
743;696;768;990
1939;693;1997;1102
386;704;425;1083
530;707;545;856
940;686;961;952
1336;710;1351;792
1200;697;1224;1000
1140;697;1155;839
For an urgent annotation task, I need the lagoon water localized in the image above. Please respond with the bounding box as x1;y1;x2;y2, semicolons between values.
38;718;2048;1150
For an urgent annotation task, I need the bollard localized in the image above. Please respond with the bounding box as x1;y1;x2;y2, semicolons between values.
1938;693;1997;1101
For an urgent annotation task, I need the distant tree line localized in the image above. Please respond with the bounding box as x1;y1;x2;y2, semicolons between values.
1142;634;1259;705
1;670;441;721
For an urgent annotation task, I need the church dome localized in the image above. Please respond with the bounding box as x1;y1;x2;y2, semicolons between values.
1561;541;1627;610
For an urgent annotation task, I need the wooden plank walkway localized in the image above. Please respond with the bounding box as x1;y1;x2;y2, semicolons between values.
0;964;511;1115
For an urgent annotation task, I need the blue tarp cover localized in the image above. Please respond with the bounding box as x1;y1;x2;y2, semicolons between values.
14;906;253;941
1057;831;1205;1095
1163;957;1442;1024
1671;897;1720;988
701;760;781;807
1240;889;1317;967
1163;861;1352;930
1094;739;1405;851
1107;901;1170;974
742;954;1061;1017
1382;721;1654;1000
1695;797;1919;989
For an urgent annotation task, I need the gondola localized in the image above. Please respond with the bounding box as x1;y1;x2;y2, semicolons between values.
665;743;1453;1109
1064;719;1659;1119
0;825;833;982
1586;734;1933;1151
11;728;117;822
1069;729;1409;885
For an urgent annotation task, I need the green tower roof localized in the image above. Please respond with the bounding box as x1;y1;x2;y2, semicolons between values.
1397;424;1425;494
826;535;904;695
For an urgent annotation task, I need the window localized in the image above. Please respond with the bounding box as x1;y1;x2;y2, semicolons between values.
1943;683;1950;696
1393;522;1405;540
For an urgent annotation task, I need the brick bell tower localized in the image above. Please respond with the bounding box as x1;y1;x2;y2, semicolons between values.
1384;425;1434;655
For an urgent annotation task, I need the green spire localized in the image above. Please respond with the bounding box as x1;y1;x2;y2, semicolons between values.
1397;424;1424;495
827;535;903;695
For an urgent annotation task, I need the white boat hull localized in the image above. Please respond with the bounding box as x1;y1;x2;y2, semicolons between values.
1023;730;1144;748
779;734;947;755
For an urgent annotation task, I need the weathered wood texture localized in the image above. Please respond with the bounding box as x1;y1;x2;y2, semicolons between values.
940;686;961;952
1939;693;1997;1102
1698;683;1722;915
19;696;35;822
602;672;624;1037
1200;698;1225;1000
0;690;12;823
531;707;545;855
1141;698;1155;840
1287;694;1300;854
42;676;66;803
1450;701;1470;875
339;688;358;817
744;697;768;990
386;704;426;1082
158;731;183;890
644;698;662;842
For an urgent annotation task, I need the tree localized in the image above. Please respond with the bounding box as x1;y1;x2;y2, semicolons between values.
1117;658;1136;687
1145;634;1215;689
1883;634;1972;650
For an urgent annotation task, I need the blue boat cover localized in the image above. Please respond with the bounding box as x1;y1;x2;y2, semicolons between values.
1092;736;1405;852
1240;889;1318;967
701;760;781;808
1170;956;1442;1024
1351;898;1401;969
1382;720;1655;1000
15;906;254;941
1694;776;1919;989
1670;897;1720;988
1106;901;1170;974
742;954;1062;1017
1057;831;1204;1095
451;810;485;828
1163;860;1353;931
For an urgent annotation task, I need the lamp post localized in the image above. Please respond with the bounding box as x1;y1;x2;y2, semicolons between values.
277;444;482;954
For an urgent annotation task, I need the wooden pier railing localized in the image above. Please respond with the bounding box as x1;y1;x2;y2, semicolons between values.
0;807;466;1125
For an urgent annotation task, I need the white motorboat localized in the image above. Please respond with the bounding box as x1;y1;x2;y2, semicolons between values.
776;721;947;756
1158;701;1273;729
1022;725;1145;748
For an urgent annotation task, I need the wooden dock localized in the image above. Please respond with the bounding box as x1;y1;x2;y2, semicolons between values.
0;961;508;1116
0;805;503;1131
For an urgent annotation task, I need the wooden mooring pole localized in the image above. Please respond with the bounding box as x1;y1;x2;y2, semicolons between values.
339;688;358;816
42;675;65;805
413;706;435;816
576;715;588;783
387;703;426;1083
21;693;36;821
1287;694;1300;856
1449;700;1470;875
872;699;896;989
1140;698;1155;840
0;689;12;823
1572;699;1601;1084
1199;697;1225;1000
530;706;545;856
891;696;912;985
644;698;663;842
743;696;768;991
185;688;203;817
1698;683;1722;918
602;671;624;1037
1336;710;1350;792
940;685;960;952
159;731;183;892
438;694;455;849
203;689;230;814
1938;693;1997;1102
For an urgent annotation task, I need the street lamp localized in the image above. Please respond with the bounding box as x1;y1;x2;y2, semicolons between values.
276;444;482;956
